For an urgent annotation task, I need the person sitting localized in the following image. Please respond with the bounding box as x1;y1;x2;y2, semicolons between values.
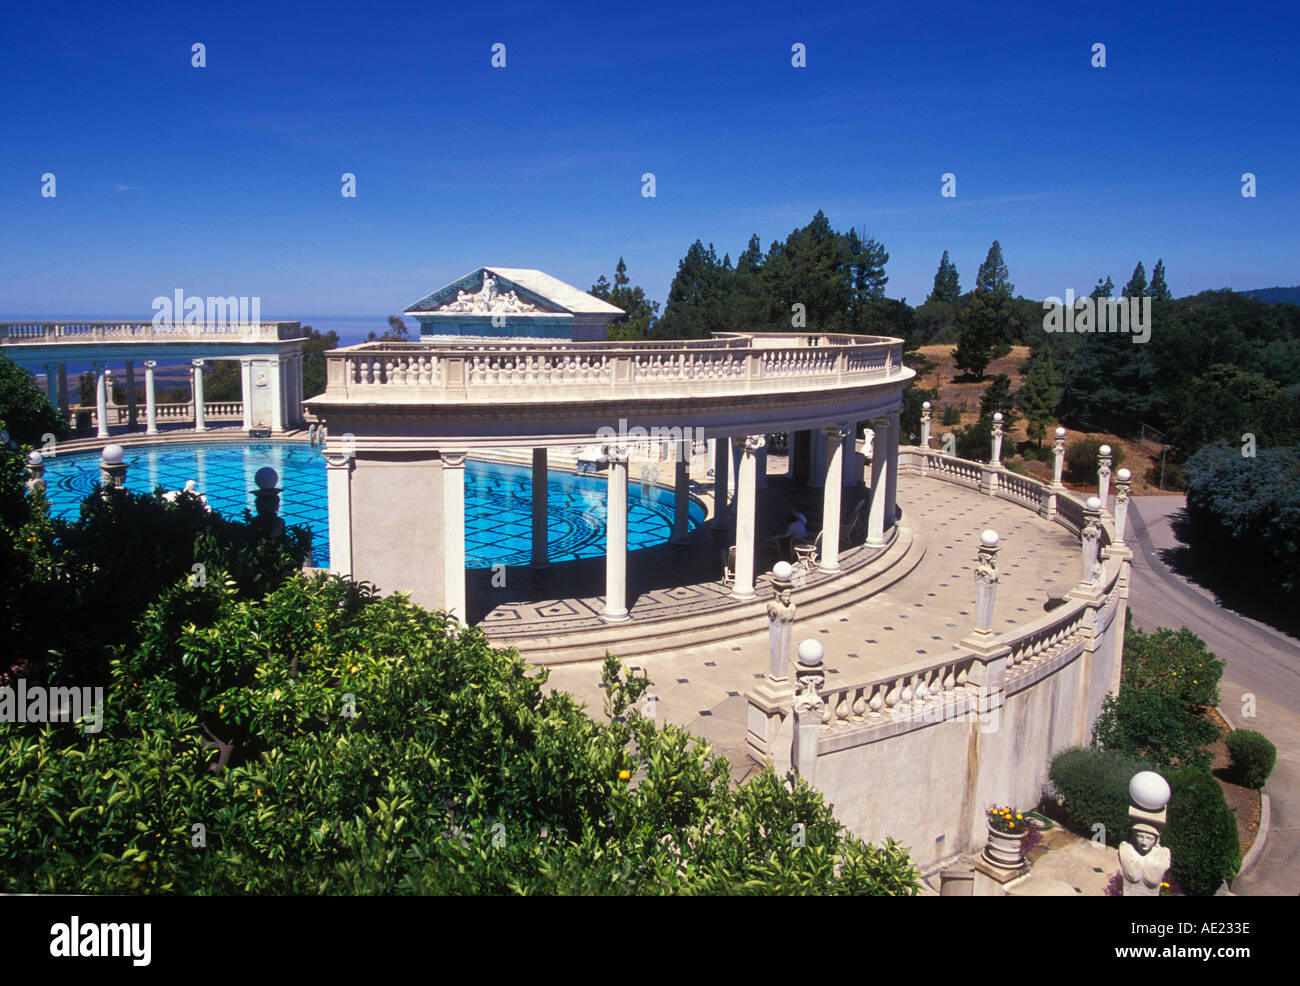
770;507;808;561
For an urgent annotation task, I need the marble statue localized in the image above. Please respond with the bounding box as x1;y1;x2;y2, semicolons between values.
1120;771;1173;896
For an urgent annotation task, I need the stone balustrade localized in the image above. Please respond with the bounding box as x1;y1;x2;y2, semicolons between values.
0;322;303;344
321;334;906;402
70;401;245;427
819;654;980;731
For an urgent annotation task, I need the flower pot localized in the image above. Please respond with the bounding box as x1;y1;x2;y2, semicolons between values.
983;821;1027;869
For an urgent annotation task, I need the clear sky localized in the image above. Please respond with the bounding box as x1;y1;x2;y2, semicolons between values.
2;0;1296;318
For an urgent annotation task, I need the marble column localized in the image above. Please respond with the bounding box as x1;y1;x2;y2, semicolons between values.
1098;444;1113;512
441;451;467;622
143;361;159;435
672;440;691;544
240;359;254;430
44;363;57;411
731;435;762;600
842;425;857;488
192;360;207;432
269;357;284;432
885;410;900;532
1052;427;1066;486
867;418;890;546
531;447;549;569
820;425;846;573
57;365;69;421
602;446;630;622
125;361;137;430
755;442;768;490
1113;469;1132;545
711;436;730;530
93;361;109;438
325;453;354;575
973;530;1000;632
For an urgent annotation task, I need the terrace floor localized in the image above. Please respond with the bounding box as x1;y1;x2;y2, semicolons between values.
539;473;1082;779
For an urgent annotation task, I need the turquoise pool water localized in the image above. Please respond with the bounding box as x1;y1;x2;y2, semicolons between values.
38;442;704;569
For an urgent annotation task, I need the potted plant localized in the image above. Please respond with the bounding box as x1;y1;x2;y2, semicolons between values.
983;805;1028;868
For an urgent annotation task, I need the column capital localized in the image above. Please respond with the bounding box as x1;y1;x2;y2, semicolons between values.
605;443;629;465
733;434;765;454
821;424;847;440
143;359;157;369
441;451;468;469
191;358;206;368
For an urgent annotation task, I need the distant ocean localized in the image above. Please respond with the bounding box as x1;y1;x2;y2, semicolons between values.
2;314;398;376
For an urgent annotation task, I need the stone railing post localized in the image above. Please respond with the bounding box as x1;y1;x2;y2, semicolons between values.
920;401;932;449
990;412;1004;466
1121;772;1172;896
99;444;126;492
25;451;46;493
1080;496;1103;586
253;466;284;536
1098;445;1112;511
1113;469;1131;545
791;639;826;782
1052;427;1066;487
973;530;1000;633
745;562;799;769
767;562;796;682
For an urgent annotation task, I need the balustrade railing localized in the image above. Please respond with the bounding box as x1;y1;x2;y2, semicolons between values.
819;654;980;730
0;322;302;343
319;333;909;401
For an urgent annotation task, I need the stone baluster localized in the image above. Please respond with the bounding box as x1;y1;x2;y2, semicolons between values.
791;639;826;782
1113;468;1132;545
973;530;1000;634
1097;444;1112;511
1080;496;1103;585
1052;427;1066;487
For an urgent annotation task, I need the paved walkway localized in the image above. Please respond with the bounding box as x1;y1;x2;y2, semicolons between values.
542;474;1081;775
1127;496;1300;896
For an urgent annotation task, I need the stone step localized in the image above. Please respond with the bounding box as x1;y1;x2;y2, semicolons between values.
496;519;925;665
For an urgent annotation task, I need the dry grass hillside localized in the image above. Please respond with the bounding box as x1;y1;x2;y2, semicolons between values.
913;344;1177;495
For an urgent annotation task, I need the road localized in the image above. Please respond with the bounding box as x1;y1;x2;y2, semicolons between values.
1126;496;1299;896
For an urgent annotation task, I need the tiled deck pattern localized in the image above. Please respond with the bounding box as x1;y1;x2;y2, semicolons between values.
541;474;1081;776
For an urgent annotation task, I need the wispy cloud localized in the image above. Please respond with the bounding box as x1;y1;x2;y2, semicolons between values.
111;182;138;192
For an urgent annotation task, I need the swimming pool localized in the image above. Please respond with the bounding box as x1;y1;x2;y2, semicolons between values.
38;442;705;569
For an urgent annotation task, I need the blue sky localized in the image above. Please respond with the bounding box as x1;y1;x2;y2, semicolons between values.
2;0;1296;319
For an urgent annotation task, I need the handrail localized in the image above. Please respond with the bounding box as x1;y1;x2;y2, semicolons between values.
0;322;303;343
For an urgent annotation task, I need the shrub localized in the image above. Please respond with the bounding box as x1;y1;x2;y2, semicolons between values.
1064;437;1126;484
1092;689;1218;771
941;404;961;426
954;416;994;462
1164;768;1239;896
1225;729;1277;789
1048;747;1151;847
1121;626;1224;711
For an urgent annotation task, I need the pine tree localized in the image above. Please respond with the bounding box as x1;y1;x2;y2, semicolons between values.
1124;261;1148;298
1091;275;1115;299
953;241;1018;379
849;226;890;300
975;240;1014;296
979;373;1020;430
928;251;960;304
592;257;661;340
1149;259;1172;302
1018;345;1063;446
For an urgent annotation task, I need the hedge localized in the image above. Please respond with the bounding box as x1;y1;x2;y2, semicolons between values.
1048;747;1151;848
1226;730;1277;789
1164;768;1240;896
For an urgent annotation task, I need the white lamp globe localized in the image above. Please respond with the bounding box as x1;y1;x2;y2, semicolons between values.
101;444;125;465
1086;496;1102;510
1099;444;1111;455
993;412;1003;422
1117;468;1131;481
797;639;824;666
980;529;999;547
254;467;279;490
27;451;43;466
1130;771;1171;812
772;561;793;583
1055;427;1066;438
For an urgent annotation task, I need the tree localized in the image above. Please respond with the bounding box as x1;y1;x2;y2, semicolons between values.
979;373;1019;430
365;315;410;342
927;251;960;304
1091;275;1115;299
1149;259;1172;302
1123;262;1148;298
849;226;890;302
953;242;1019;379
654;240;735;339
0;355;67;446
1018;344;1063;446
590;257;660;340
300;325;340;399
1163;364;1300;456
1057;331;1158;432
